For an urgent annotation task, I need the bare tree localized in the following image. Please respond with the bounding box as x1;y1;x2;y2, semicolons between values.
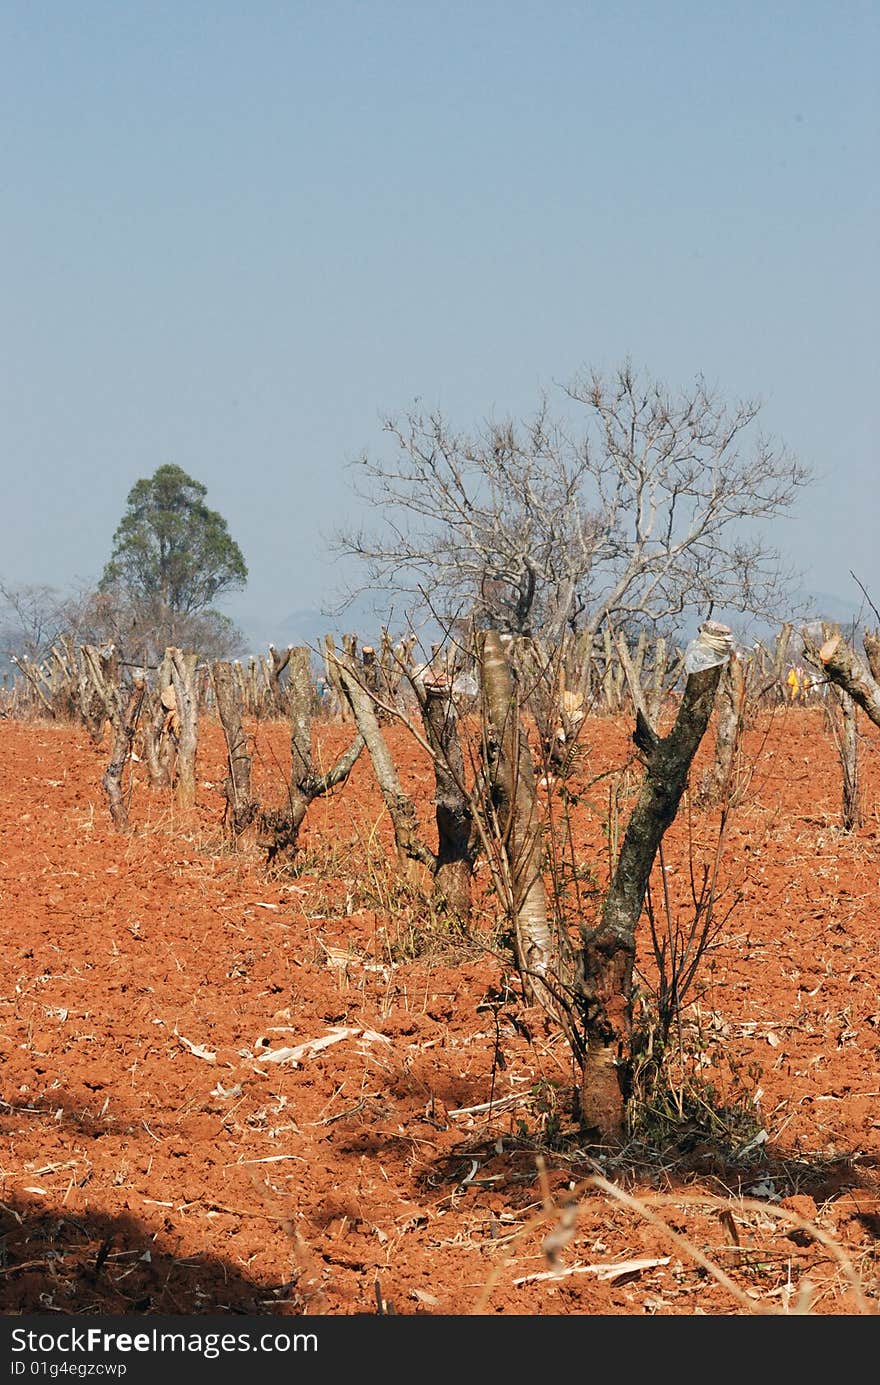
0;581;73;663
0;578;244;678
335;361;809;646
336;401;603;643
77;587;245;666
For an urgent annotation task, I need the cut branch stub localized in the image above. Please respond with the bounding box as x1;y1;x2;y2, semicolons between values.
803;624;880;730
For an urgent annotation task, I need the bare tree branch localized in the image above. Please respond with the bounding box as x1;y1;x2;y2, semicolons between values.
333;362;809;645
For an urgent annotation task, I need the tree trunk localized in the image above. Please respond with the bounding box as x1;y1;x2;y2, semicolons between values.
773;622;793;695
615;630;654;730
360;645;391;721
261;646;364;866
572;630;594;707
323;635;354;723
578;623;730;1141
102;677;147;832
416;671;475;920
212;660;257;839
480;631;559;1008
648;637;668;724
840;690;861;832
275;644;315;853
267;645;293;716
826;685;862;833
168;648;199;809
143;651;176;788
862;630;880;685
77;643;118;743
11;657;56;718
332;646;435;874
601;627;618;714
700;651;746;805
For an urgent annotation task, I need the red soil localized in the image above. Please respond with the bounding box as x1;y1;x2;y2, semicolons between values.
1;703;879;1317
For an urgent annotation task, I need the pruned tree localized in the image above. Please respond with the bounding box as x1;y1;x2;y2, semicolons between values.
480;630;560;1005
578;621;733;1139
259;646;365;866
414;666;477;918
802;621;878;832
212;660;258;838
167;648;199;810
329;637;479;920
102;676;147;833
802;623;880;730
335;362;809;650
332;640;436;876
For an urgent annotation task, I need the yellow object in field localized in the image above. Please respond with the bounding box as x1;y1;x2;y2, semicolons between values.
786;667;800;701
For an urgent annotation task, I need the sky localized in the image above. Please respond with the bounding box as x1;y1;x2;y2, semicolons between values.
2;1;877;650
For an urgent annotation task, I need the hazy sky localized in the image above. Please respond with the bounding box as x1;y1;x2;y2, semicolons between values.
2;1;877;643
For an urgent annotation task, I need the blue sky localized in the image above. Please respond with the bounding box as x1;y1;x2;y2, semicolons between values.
2;1;877;646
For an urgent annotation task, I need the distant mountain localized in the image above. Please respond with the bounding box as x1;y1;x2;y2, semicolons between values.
237;595;441;660
797;590;873;632
236;588;872;660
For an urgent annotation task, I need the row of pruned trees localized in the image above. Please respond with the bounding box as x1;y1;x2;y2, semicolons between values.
1;613;831;731
5;611;878;1145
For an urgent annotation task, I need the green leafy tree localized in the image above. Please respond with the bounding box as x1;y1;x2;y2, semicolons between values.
100;464;248;656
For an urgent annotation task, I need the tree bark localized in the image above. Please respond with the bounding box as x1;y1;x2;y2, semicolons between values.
416;670;475;920
578;625;730;1140
213;660;257;839
840;689;861;832
77;644;118;743
601;627;620;714
142;652;176;788
480;631;559;1008
615;630;654;731
267;645;292;716
332;646;435;874
323;635;354;723
261;646;364;865
862;630;880;685
168;648;199;809
10;657;56;718
102;677;146;832
773;622;793;694
804;627;880;729
648;636;668;724
700;651;746;805
825;685;862;833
